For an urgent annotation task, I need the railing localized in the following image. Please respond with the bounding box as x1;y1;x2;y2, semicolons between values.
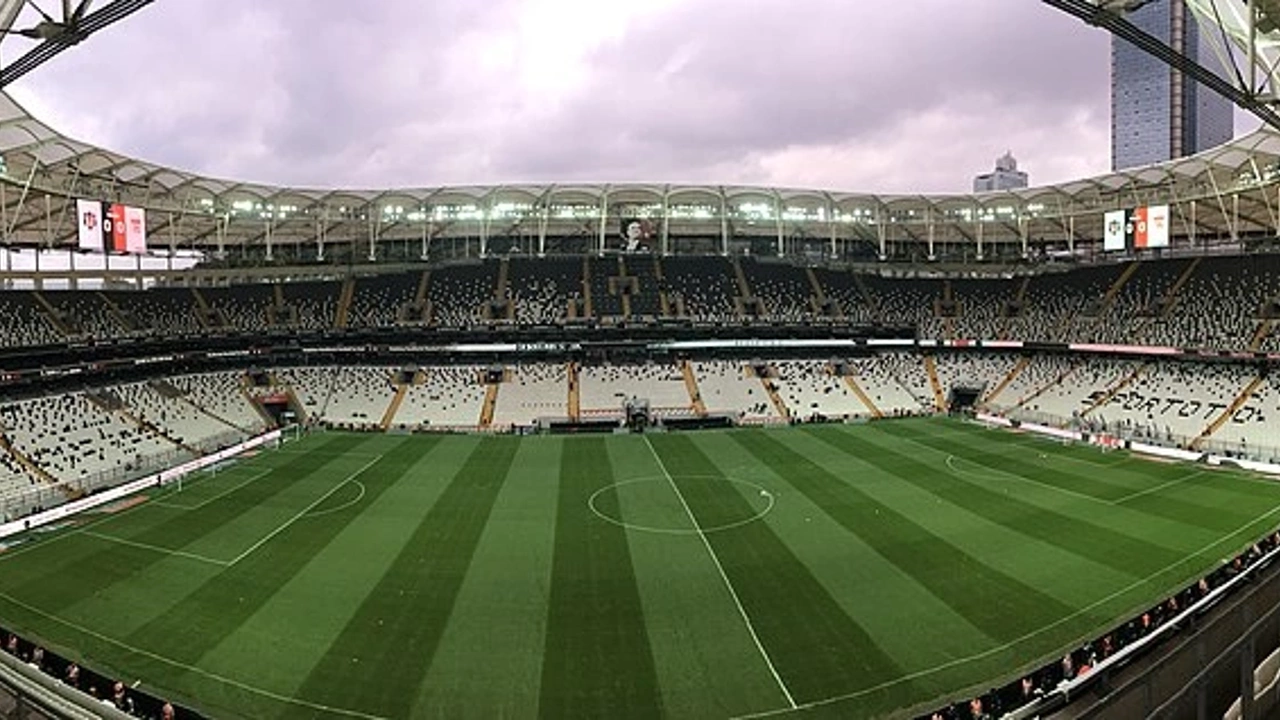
993;406;1280;468
0;428;248;523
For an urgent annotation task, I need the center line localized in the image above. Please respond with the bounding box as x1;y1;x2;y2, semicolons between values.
642;435;797;710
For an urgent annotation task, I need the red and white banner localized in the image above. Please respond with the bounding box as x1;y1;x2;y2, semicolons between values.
76;199;103;251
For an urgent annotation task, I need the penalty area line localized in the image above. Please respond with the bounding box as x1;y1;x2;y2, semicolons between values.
226;454;381;567
642;435;797;710
729;500;1280;719
0;589;390;720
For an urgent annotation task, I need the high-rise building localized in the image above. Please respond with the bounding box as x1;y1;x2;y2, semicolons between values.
973;151;1029;192
1111;0;1234;171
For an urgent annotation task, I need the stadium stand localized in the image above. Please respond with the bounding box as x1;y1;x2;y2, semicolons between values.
664;256;737;321
427;261;496;326
490;363;568;426
346;272;420;327
507;257;581;324
691;360;780;420
579;361;691;416
167;371;268;434
392;366;489;429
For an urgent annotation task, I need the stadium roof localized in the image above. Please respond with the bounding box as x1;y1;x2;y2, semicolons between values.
1;87;1279;250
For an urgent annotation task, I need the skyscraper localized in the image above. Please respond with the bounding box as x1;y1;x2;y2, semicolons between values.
1111;0;1234;171
973;151;1029;192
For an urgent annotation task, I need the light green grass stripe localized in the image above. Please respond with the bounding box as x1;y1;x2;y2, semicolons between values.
192;436;470;707
409;437;561;719
606;435;787;719
112;436;430;718
724;429;1072;643
838;423;1196;573
0;434;366;619
686;432;998;679
768;428;1135;610
898;422;1262;534
289;436;521;719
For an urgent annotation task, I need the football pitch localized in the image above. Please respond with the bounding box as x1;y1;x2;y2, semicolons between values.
1;417;1280;719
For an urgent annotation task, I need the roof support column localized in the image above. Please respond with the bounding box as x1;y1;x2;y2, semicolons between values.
1232;193;1240;241
216;213;227;260
1190;200;1197;247
720;192;729;256
264;218;273;263
1019;214;1029;257
661;190;670;256
775;196;784;257
43;193;51;248
827;199;836;259
598;189;609;255
975;218;984;261
1067;215;1075;255
316;214;325;262
876;210;886;260
926;209;935;260
420;218;429;261
368;210;378;262
479;205;489;258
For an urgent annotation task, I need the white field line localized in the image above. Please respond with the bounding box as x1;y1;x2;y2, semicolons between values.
301;481;366;519
1109;470;1206;505
149;468;275;511
226;455;381;567
0;589;390;720
943;454;1106;506
80;530;229;568
642;435;797;710
730;497;1280;719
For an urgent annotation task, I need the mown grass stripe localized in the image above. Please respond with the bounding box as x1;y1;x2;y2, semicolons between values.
730;430;1072;643
817;424;1189;578
902;424;1258;533
118;437;433;714
537;437;664;720
647;434;910;713
0;433;367;615
290;436;520;719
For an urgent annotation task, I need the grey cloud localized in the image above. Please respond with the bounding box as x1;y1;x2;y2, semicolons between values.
10;0;1130;192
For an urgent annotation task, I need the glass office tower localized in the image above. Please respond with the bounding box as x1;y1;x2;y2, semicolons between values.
1111;0;1234;171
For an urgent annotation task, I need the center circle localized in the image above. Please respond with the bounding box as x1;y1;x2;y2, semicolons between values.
587;475;775;535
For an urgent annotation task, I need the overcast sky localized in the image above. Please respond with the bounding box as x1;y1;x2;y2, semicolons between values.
0;0;1257;194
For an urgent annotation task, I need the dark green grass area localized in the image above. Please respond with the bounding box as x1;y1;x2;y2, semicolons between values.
0;418;1278;719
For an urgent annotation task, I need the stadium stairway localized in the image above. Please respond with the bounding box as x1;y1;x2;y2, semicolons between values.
567;362;581;422
997;277;1031;341
842;373;884;418
1192;372;1266;449
1080;363;1148;417
120;406;200;456
380;371;411;431
983;356;1030;407
806;267;835;318
680;360;709;416
0;434;67;496
655;257;672;318
1011;358;1085;412
479;379;500;428
1249;319;1275;352
334;277;356;329
580;258;593;319
97;291;137;332
30;291;75;337
852;271;882;323
239;374;277;428
923;355;947;411
758;368;791;420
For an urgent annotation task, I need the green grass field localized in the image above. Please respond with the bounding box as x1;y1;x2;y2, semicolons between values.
1;417;1279;719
